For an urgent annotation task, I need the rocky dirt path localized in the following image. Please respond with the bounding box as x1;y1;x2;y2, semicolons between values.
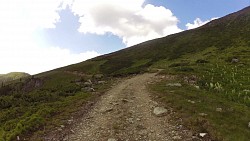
68;73;194;141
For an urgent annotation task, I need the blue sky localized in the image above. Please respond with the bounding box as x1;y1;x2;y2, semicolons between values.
146;0;249;28
0;0;249;74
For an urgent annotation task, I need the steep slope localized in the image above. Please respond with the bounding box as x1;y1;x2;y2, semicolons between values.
0;6;249;141
62;6;250;76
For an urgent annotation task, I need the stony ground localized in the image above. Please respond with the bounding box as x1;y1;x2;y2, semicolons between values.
64;73;197;141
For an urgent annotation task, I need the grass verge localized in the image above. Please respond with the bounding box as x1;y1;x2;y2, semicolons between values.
149;75;250;141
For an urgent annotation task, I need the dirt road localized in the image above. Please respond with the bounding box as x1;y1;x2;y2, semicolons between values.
68;73;194;141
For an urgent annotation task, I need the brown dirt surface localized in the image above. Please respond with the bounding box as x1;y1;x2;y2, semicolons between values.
62;73;197;141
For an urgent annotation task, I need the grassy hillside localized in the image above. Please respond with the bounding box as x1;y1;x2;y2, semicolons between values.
0;6;249;141
62;7;250;76
0;72;30;85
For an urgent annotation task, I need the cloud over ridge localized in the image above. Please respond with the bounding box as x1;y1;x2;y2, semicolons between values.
70;0;182;46
186;17;218;30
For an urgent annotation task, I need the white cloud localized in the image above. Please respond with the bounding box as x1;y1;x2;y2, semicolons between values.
0;0;100;74
70;0;182;46
186;17;218;30
0;43;100;74
0;0;184;74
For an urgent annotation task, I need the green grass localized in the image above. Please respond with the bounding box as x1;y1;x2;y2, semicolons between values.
149;77;250;141
148;45;250;140
0;72;30;86
60;60;107;74
0;71;112;140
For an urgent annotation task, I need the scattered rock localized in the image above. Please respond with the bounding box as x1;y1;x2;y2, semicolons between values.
166;83;182;87
70;129;75;133
152;101;158;106
122;99;129;103
127;118;134;124
17;136;20;141
100;107;113;113
98;81;106;84
184;75;198;84
90;88;95;92
138;130;147;135
198;113;208;116
187;100;195;104
84;80;92;86
94;74;104;79
68;119;73;124
216;108;222;112
153;107;168;117
194;85;200;89
107;138;117;141
63;136;69;141
83;87;95;92
173;135;182;140
60;125;65;128
112;102;119;105
231;58;239;63
84;82;92;87
199;133;207;138
136;124;146;130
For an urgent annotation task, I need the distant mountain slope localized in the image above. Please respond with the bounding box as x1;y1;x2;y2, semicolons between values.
63;6;250;76
0;72;30;84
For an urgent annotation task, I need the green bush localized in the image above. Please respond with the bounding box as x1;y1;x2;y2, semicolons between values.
169;62;189;67
175;67;194;72
0;96;13;109
196;59;209;63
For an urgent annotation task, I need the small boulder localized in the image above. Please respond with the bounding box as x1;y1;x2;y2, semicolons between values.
166;83;182;87
198;113;208;116
84;81;92;86
122;99;129;103
83;87;95;92
188;100;195;104
94;74;104;79
248;122;250;128
173;136;182;140
98;81;106;84
231;58;239;63
107;138;117;141
100;107;113;113
199;133;207;138
17;136;20;141
216;108;222;112
194;85;200;89
153;107;168;117
90;88;95;92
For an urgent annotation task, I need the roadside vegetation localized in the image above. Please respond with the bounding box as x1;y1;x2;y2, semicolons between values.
149;46;250;140
0;71;112;141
